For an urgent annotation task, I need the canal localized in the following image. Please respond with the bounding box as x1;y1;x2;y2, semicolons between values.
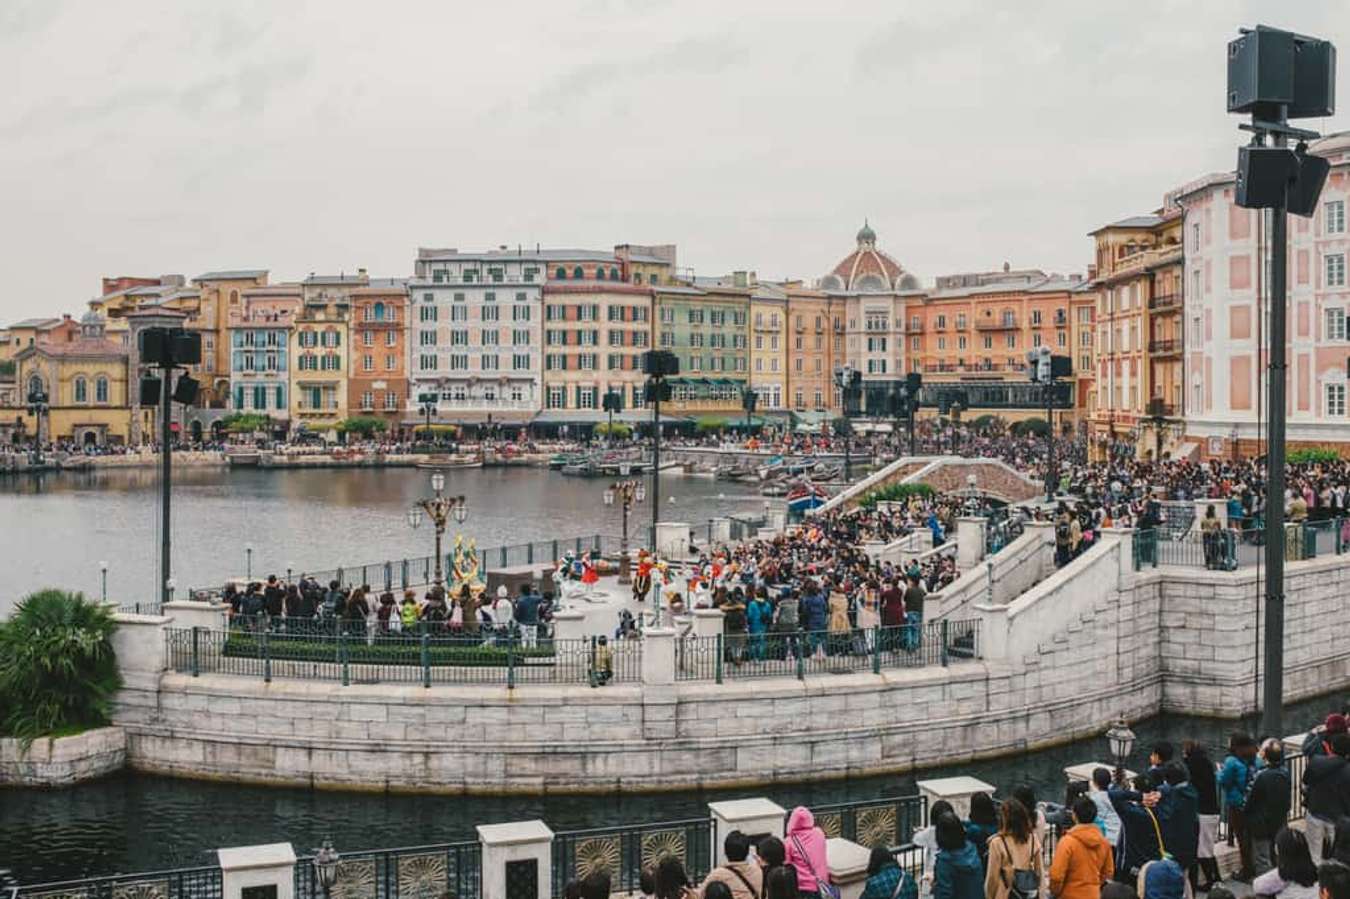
0;466;768;615
1;697;1341;884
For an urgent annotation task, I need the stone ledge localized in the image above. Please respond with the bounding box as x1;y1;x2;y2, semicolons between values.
0;726;127;787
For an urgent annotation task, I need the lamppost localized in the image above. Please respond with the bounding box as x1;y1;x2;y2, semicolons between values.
741;387;757;435
1105;718;1136;787
245;544;253;580
604;476;646;583
166;577;176;604
99;560;109;604
406;470;468;592
950;400;964;457
313;837;341;899
26;384;49;467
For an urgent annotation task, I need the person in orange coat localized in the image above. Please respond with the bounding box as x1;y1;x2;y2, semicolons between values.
1049;797;1114;899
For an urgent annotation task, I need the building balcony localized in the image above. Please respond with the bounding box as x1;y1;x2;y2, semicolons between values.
1149;293;1182;312
975;318;1019;331
1149;338;1182;357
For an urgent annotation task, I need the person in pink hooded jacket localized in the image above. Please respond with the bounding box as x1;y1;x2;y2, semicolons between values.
785;806;831;898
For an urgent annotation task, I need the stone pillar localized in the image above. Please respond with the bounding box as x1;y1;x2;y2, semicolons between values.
692;607;724;638
1099;528;1135;584
551;610;587;642
956;517;987;568
916;775;996;819
708;798;786;865
710;517;732;543
972;603;1009;661
477;820;554;899
111;612;172;691
163;600;229;631
655;521;690;561
218;843;297;899
642;628;676;687
826;839;872;899
1063;762;1135;785
767;509;787;531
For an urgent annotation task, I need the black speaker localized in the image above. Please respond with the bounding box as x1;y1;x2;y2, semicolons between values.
139;328;172;365
172;331;202;366
1228;27;1296;115
1288;151;1331;217
1236;146;1298;210
172;375;199;405
905;372;922;392
644;381;673;404
1291;37;1336;119
140;376;162;406
1051;355;1073;378
641;350;679;377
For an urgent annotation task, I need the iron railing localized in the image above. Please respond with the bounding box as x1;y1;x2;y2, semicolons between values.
673;620;981;683
1133;520;1350;571
551;818;712;897
294;841;481;899
190;534;624;597
804;795;929;849
165;627;641;687
18;866;223;899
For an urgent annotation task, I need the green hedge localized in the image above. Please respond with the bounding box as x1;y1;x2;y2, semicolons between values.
858;481;936;510
223;632;561;667
1289;447;1341;464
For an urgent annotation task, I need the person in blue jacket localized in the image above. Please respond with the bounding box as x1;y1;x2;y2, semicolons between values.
932;813;983;899
1217;732;1258;881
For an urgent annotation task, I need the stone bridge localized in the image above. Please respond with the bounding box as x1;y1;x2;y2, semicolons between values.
816;455;1043;513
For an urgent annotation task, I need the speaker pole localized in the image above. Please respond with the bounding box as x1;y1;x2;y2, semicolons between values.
650;382;661;542
1262;121;1289;739
160;360;173;608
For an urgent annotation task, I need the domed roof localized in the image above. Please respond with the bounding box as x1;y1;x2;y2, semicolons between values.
827;221;911;292
81;310;105;325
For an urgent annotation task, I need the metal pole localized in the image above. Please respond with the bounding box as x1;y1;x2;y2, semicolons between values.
1262;125;1289;739
908;402;916;456
651;385;661;539
1045;378;1054;502
160;363;173;607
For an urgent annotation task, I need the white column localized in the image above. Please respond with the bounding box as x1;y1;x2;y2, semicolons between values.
916;775;996;819
163;600;229;631
710;517;733;543
642;628;676;687
111;611;172;691
826;839;872;899
655;521;690;560
692;608;724;639
956;517;987;568
218;843;296;899
551;610;587;642
478;820;554;899
707;798;786;865
1063;762;1135;785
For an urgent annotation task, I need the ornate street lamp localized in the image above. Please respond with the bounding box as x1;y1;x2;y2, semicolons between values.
1105;718;1136;786
313;837;341;899
26;384;49;467
407;470;468;593
604;478;645;583
99;560;109;605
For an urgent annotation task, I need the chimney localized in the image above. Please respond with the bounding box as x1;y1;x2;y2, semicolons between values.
358;268;368;279
1087;264;1098;280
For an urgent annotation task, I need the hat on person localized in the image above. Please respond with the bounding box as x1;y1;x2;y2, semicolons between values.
497;585;509;599
1326;713;1348;735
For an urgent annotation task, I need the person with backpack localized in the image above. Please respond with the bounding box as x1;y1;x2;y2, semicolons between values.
984;799;1042;899
965;792;999;872
1219;732;1258;881
861;846;916;899
700;830;764;899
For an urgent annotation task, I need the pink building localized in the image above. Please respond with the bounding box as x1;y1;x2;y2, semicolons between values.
1175;132;1350;456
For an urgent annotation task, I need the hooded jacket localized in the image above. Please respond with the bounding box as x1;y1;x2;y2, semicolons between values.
1157;781;1200;869
933;842;983;899
1138;859;1186;899
785;806;829;893
1049;823;1114;899
1304;753;1350;822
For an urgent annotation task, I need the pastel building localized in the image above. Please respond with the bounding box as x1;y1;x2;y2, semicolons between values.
13;312;133;446
749;282;788;412
540;281;653;425
227;287;300;426
349;282;409;433
1176;132;1350;454
653;282;750;417
289;273;365;432
783;285;843;416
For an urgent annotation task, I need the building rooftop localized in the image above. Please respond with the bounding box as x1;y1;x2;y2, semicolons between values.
1088;214;1164;235
303;273;370;286
196;269;269;282
7;317;63;329
417;247;621;264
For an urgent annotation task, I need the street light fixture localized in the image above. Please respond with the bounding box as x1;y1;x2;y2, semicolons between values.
99;560;109;604
245;544;253;580
313;838;341;899
166;577;176;604
1105;718;1136;786
604;478;645;583
407;471;468;592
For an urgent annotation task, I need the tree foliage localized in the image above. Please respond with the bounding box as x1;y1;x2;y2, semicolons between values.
858;481;936;510
336;416;389;437
0;590;122;746
220;413;271;434
594;421;633;438
1288;447;1341;464
1010;417;1049;438
695;416;727;433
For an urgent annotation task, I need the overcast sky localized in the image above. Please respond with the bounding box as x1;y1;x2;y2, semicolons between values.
3;0;1348;323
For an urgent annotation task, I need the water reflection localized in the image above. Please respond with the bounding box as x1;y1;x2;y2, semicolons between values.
0;467;765;615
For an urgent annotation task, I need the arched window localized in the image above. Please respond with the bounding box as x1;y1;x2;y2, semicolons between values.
27;375;44;399
595;268;606;281
95;376;109;404
573;266;584;279
373;302;385;321
229;290;239;305
74;376;88;404
610;267;620;280
556;267;567;279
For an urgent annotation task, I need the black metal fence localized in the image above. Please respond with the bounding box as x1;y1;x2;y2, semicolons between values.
165;627;641;687
551;818;713;897
17;865;223;899
805;795;929;849
293;841;481;899
673;619;981;683
1133;519;1350;571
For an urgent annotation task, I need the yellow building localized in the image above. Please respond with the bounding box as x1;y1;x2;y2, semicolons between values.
13;312;133;446
192;270;270;406
749;283;787;414
615;244;677;287
289;274;363;434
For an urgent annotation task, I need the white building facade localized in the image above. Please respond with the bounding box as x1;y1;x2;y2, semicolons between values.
1175;132;1350;454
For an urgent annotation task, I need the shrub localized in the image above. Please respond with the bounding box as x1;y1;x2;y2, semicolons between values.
1010;417;1049;437
858;481;936;510
695;417;727;433
1289;447;1340;464
220;412;271;434
970;414;1003;433
336;416;389;437
0;590;122;746
594;422;633;438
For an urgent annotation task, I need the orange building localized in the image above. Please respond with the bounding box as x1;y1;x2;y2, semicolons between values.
348;282;410;433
